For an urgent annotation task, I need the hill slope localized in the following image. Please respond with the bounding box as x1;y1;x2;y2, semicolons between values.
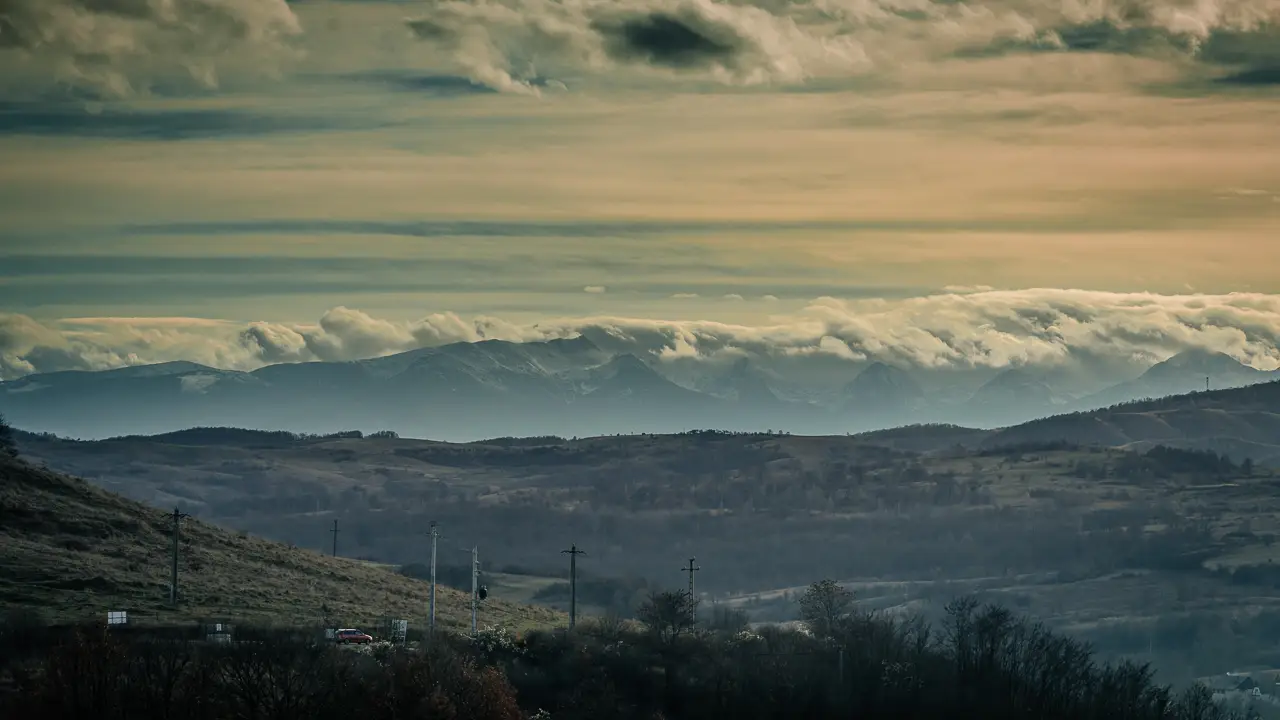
0;455;560;631
980;380;1280;463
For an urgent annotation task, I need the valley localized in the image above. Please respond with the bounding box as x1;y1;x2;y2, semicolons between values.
12;380;1280;683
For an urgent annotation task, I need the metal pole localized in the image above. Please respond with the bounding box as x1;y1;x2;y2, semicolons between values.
470;546;479;635
331;519;339;557
684;557;700;623
429;522;438;639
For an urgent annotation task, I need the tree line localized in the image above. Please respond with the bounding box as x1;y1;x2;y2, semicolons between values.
0;584;1258;720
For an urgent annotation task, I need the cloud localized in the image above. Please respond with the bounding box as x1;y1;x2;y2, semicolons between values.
0;0;302;98
948;1;1280;83
594;11;749;69
394;0;1280;94
6;290;1280;381
4;0;1277;99
403;0;870;93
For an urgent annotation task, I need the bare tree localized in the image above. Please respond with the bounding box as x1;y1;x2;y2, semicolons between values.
637;590;698;643
798;579;855;639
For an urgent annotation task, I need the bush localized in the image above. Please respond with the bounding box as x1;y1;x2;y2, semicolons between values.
0;601;1256;720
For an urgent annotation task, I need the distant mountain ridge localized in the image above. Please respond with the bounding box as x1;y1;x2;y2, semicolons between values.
2;338;1276;441
1074;349;1277;412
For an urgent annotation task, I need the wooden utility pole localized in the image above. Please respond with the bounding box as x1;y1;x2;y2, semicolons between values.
561;544;586;629
330;519;339;557
170;507;189;606
429;521;439;639
683;557;701;622
470;546;479;635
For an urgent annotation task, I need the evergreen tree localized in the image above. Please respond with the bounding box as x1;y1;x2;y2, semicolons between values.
0;412;16;458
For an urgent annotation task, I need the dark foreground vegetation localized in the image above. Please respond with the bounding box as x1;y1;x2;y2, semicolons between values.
0;591;1254;720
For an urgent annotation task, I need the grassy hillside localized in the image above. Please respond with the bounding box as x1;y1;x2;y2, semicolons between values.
0;455;561;632
979;381;1280;462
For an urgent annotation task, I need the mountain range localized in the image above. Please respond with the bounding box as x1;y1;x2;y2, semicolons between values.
2;336;1276;441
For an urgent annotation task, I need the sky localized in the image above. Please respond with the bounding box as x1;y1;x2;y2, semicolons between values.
1;0;1279;379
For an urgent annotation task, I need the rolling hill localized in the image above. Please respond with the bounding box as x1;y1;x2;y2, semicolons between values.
977;380;1280;464
12;382;1280;678
12;377;1280;593
0;454;561;631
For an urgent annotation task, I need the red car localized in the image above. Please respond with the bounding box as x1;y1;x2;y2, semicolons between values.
335;628;373;644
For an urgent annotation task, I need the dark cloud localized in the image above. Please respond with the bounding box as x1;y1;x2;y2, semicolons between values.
405;18;455;43
1216;65;1280;85
0;101;368;140
594;12;747;69
954;13;1280;94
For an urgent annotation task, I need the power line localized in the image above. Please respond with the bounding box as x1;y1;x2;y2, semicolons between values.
561;544;586;629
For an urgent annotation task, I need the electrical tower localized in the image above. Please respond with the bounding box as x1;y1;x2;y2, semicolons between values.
330;519;339;557
170;507;190;606
561;544;586;629
683;557;701;623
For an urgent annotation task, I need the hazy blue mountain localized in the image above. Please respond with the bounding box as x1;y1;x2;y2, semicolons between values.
1077;350;1278;412
953;368;1064;428
838;362;926;430
5;337;1270;441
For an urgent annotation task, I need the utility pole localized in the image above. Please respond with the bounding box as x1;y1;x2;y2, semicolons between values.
429;521;439;639
470;546;479;635
330;519;339;557
170;507;189;606
561;544;586;629
683;557;701;623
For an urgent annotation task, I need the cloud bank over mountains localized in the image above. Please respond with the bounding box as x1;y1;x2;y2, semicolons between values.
2;0;1278;98
5;289;1280;381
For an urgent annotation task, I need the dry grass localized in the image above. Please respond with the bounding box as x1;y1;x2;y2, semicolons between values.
0;456;562;632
